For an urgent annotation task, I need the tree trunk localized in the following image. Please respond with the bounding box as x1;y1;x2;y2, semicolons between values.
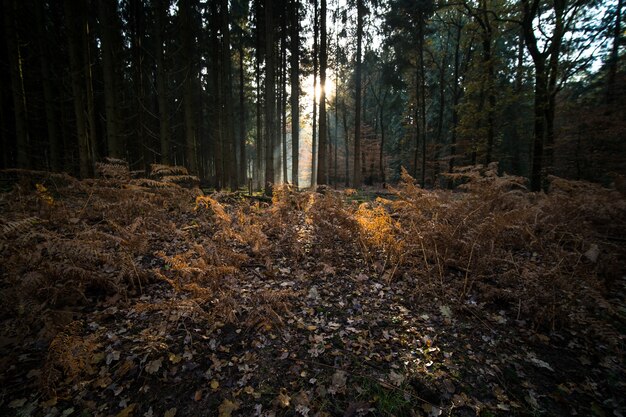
220;0;237;189
239;40;247;185
4;0;30;168
181;0;198;174
419;16;426;187
264;0;276;196
353;0;363;187
281;39;288;184
290;0;300;187
153;0;170;164
317;0;327;185
606;0;622;103
36;1;60;170
255;26;263;190
343;100;350;186
64;0;92;177
379;91;387;185
98;0;122;159
311;0;318;188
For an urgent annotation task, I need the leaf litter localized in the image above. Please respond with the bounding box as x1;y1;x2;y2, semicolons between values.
0;164;625;416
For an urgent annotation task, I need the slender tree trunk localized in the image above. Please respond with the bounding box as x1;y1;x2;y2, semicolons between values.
255;42;263;190
311;0;319;188
154;0;170;164
317;0;328;185
64;0;92;177
419;16;426;187
607;0;622;103
82;13;98;167
342;100;350;186
290;0;300;187
530;68;547;191
239;41;247;184
264;0;276;196
220;0;237;189
282;49;288;184
353;0;363;187
379;91;387;185
181;0;198;173
36;1;60;170
4;0;30;168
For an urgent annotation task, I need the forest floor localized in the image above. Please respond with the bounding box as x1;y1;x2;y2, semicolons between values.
1;163;625;417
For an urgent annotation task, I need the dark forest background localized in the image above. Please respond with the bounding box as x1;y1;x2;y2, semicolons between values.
1;0;624;194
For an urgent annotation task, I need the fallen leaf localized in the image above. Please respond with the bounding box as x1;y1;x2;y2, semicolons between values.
8;398;27;408
440;305;453;319
168;353;182;364
218;399;239;417
329;370;347;394
194;390;202;401
210;379;220;390
276;388;291;408
164;407;177;417
145;357;163;375
115;404;137;417
527;354;554;372
389;371;405;386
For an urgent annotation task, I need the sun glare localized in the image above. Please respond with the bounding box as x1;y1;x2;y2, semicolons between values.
304;73;336;103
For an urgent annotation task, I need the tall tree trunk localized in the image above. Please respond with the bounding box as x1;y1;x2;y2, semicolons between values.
317;0;328;185
4;0;30;168
255;26;263;190
281;38;288;184
238;41;247;185
220;0;237;189
181;0;198;174
82;11;98;167
154;0;170;164
98;0;122;159
353;0;363;187
64;0;92;177
290;0;300;187
343;100;350;186
130;0;149;171
311;0;319;188
379;91;387;185
419;15;426;187
264;0;276;196
36;1;60;170
606;0;622;103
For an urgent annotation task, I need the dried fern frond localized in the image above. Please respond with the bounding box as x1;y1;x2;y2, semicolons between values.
129;178;180;189
0;216;40;239
150;164;189;177
95;158;130;180
160;175;200;189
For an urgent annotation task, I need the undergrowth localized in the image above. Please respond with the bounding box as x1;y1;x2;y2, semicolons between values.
1;162;624;398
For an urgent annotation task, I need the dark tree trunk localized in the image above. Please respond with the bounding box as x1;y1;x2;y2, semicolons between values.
281;38;288;184
311;0;318;188
317;0;328;185
4;0;30;168
180;0;199;174
98;0;122;159
606;0;622;103
36;1;61;170
238;40;247;185
264;0;276;196
153;0;170;164
220;0;237;189
64;0;93;177
290;0;300;187
353;0;363;187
